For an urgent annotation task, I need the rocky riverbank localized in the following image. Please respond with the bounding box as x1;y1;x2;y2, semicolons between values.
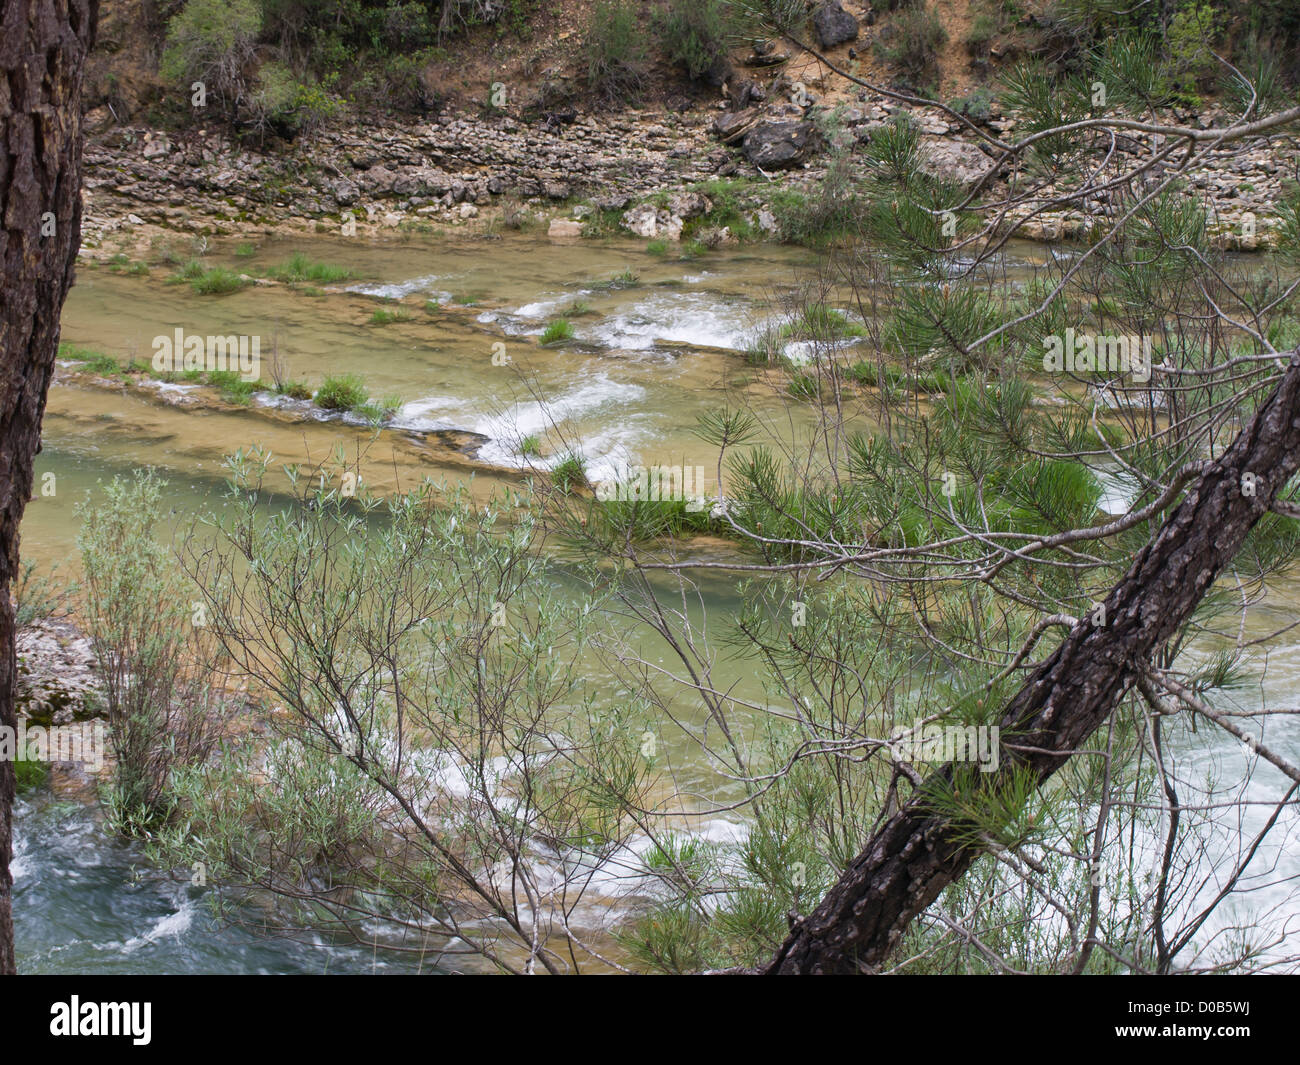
80;88;1290;258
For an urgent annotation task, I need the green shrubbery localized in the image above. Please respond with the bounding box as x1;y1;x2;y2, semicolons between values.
585;0;648;103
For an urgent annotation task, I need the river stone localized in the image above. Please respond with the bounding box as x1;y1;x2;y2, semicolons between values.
548;218;583;239
813;2;859;49
742;121;816;169
622;204;661;238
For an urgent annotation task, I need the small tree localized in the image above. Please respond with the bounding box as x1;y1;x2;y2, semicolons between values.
160;0;262;125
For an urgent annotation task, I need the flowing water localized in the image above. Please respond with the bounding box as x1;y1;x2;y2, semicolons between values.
15;230;1300;972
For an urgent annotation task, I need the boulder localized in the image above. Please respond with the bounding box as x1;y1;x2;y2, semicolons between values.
620;205;684;241
622;204;661;238
917;137;994;188
742;121;817;169
666;191;712;220
813;2;859;49
16;620;103;727
548;218;584;239
715;107;762;144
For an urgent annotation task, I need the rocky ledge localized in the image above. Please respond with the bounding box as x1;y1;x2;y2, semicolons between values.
80;91;1288;252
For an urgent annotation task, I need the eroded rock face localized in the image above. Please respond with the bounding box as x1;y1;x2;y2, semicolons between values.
16;619;103;727
813;2;860;49
742;121;816;169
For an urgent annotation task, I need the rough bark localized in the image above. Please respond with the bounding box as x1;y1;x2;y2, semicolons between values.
0;0;97;975
766;350;1300;974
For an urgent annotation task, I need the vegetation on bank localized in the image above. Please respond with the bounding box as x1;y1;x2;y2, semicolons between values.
107;0;1300;141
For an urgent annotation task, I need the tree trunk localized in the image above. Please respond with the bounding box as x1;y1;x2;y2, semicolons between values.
766;351;1300;973
0;0;97;975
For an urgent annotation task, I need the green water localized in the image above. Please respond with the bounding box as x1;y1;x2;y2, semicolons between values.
18;229;1298;972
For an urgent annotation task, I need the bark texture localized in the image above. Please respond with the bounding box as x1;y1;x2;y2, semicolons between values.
0;0;97;975
766;352;1300;973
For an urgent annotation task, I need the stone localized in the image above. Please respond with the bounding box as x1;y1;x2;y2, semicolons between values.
812;2;859;49
715;107;762;145
742;121;817;169
548;218;583;238
666;191;712;220
15;620;103;727
622;204;662;238
916;137;994;188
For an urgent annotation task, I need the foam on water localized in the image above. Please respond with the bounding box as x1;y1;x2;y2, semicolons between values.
583;291;762;351
345;275;453;301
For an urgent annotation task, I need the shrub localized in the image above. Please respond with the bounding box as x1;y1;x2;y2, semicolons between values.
14;559;73;627
160;0;261;121
875;3;948;82
247;62;343;140
657;0;734;82
76;470;223;833
585;0;648;103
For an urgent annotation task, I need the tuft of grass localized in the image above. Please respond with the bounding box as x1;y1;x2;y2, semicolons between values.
173;259;249;295
540;318;575;345
269;252;352;284
314;374;368;412
61;344;122;374
369;305;413;325
551;454;587;493
591;267;640;291
274;380;314;400
520;435;543;458
207;369;258;405
234;242;256;258
779;304;867;341
355;393;404;426
425;299;441;313
646;239;669;257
